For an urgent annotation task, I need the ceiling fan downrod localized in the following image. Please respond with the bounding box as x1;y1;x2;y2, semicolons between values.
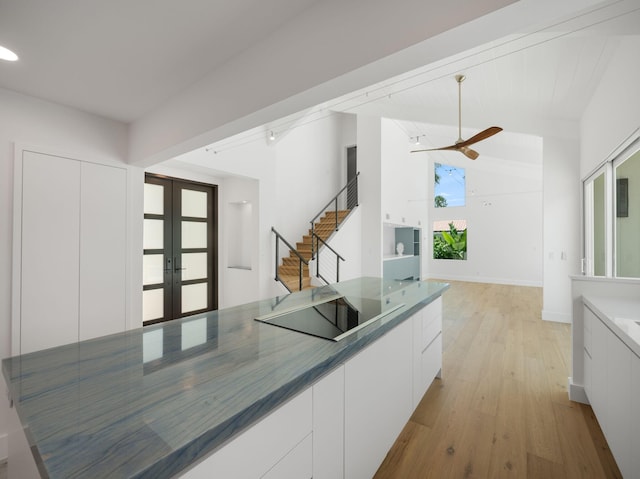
456;74;465;144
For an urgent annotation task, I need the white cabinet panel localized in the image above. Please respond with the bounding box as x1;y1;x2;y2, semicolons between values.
262;433;312;479
606;330;632;478
420;334;442;393
631;354;640;478
20;151;80;354
313;366;345;479
16;151;129;353
412;299;443;407
180;389;312;479
79;162;127;340
583;349;592;400
7;404;40;479
589;309;608;432
345;320;413;479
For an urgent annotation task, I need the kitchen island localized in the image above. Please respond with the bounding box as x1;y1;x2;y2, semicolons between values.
3;277;448;478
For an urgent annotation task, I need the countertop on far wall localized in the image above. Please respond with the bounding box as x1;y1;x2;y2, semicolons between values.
2;277;448;479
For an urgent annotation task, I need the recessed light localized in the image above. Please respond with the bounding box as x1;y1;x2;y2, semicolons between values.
0;45;19;62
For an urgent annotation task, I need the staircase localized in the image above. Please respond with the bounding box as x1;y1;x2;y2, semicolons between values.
278;210;350;291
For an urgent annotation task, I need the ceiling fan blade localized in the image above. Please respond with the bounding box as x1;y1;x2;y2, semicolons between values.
456;126;502;147
410;144;458;154
459;146;479;160
410;144;479;159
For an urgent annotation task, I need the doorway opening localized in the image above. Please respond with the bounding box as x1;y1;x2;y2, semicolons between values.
143;173;218;325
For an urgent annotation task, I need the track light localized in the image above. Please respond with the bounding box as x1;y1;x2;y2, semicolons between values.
415;136;421;145
269;131;275;141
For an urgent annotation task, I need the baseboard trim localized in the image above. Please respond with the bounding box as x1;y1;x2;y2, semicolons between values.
542;309;571;324
425;274;542;288
0;431;7;462
568;377;589;404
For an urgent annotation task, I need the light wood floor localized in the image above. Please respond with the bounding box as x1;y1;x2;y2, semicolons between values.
374;281;622;479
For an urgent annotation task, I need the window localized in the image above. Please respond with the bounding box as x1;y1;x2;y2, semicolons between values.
615;148;640;277
434;163;465;207
584;135;640;279
433;220;467;260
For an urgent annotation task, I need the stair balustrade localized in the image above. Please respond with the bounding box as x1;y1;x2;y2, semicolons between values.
272;172;359;292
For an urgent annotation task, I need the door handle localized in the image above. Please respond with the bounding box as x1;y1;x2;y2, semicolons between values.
174;256;186;273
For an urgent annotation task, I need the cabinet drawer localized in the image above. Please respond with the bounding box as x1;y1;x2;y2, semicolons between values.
420;333;442;394
583;348;592;401
263;433;312;479
583;306;593;356
422;312;441;351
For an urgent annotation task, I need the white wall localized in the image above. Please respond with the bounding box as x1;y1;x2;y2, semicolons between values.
542;136;581;322
381;119;429;230
581;37;640;178
357;116;384;277
172;112;359;301
274;113;343;243
0;87;130;461
426;138;544;286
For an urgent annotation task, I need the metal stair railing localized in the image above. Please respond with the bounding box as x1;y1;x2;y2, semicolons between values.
309;172;359;259
271;227;308;293
272;172;359;292
312;232;345;286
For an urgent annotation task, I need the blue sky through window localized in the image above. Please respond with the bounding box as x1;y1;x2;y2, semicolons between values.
435;163;465;207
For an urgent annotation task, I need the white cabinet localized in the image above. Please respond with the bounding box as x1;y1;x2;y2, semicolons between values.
20;152;81;354
584;304;638;478
15;151;128;354
173;301;443;478
412;297;443;407
632;354;640;477
583;306;593;399
313;366;345;479
606;328;632;477
181;389;313;479
79;161;127;340
589;308;608;431
344;319;413;479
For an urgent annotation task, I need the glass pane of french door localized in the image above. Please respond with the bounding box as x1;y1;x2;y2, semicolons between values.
143;174;217;325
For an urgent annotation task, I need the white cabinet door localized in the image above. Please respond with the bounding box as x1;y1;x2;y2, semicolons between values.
631;354;640;478
79;162;127;340
17;151;129;354
180;389;312;479
262;433;312;479
607;330;632;478
313;366;345;479
20;151;81;354
344;320;413;479
589;309;608;432
412;300;442;407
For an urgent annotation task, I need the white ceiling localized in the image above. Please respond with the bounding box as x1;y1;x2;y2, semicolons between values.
0;0;321;122
323;2;640;145
1;0;639;155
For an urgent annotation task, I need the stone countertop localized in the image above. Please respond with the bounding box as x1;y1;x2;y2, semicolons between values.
2;277;448;479
582;295;640;357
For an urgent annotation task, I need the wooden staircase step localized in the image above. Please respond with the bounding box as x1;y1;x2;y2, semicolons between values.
279;264;309;275
277;208;351;292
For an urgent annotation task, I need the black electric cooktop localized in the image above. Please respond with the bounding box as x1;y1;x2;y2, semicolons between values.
255;296;405;341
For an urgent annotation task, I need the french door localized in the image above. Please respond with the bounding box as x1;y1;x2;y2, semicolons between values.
143;174;218;325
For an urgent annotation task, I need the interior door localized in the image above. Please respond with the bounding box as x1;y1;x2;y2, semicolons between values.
347;146;358;209
143;174;217;325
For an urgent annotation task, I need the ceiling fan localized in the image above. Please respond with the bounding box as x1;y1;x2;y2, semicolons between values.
411;74;502;160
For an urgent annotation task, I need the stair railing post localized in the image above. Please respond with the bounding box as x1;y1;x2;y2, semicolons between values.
316;241;320;279
336;255;340;282
310;221;315;260
275;236;279;281
299;257;303;291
